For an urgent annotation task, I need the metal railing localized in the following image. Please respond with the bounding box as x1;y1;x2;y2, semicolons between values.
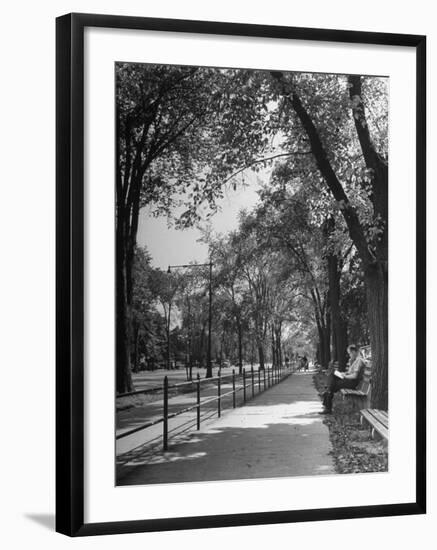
116;363;292;452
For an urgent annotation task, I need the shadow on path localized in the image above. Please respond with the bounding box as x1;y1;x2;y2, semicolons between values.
117;373;334;485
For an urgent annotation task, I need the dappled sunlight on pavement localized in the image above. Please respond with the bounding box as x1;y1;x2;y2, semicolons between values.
142;451;207;466
203;401;323;433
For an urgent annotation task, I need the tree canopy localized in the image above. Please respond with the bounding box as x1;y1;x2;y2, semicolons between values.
116;64;388;409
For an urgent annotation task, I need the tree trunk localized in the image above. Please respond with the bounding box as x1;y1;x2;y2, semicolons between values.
258;343;265;370
365;264;388;409
276;327;282;367
237;320;243;374
316;342;321;365
132;321;140;373
115;118;140;394
327;254;348;370
219;330;225;369
271;325;276;368
273;324;282;367
316;324;323;367
166;303;172;370
323;321;331;367
316;320;331;368
115;221;133;394
316;323;325;368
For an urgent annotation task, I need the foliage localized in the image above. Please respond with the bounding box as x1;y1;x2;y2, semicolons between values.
117;65;387;405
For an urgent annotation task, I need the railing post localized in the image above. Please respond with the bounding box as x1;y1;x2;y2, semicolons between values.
243;368;246;403
258;367;261;393
263;367;266;391
251;366;254;398
196;373;201;430
232;368;236;408
218;368;221;417
163;375;168;451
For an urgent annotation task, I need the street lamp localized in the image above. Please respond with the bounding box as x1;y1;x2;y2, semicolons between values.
167;261;213;378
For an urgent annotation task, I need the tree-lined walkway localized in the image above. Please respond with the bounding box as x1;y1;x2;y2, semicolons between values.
117;372;335;485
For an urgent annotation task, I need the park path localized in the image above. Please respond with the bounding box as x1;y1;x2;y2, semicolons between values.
117;371;335;485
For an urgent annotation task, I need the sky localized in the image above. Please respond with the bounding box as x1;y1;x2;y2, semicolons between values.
137;170;266;269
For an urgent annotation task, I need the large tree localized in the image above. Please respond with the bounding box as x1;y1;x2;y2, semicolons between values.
116;64;270;392
270;71;388;408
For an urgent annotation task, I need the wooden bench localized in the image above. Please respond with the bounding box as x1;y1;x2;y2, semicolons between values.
340;360;372;405
360;408;389;441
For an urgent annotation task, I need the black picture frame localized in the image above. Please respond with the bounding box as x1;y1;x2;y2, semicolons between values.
56;12;426;537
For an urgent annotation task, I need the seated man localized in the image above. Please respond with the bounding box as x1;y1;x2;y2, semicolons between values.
320;345;366;414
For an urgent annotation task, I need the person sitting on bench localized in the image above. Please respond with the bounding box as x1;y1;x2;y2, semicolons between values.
320;345;366;414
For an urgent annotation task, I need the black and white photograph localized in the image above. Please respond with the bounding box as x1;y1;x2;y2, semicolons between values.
0;0;432;544
115;63;389;486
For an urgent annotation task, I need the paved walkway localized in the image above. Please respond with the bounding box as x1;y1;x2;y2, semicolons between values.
117;372;335;485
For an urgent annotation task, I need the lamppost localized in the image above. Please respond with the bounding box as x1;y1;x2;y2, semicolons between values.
167;261;213;378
